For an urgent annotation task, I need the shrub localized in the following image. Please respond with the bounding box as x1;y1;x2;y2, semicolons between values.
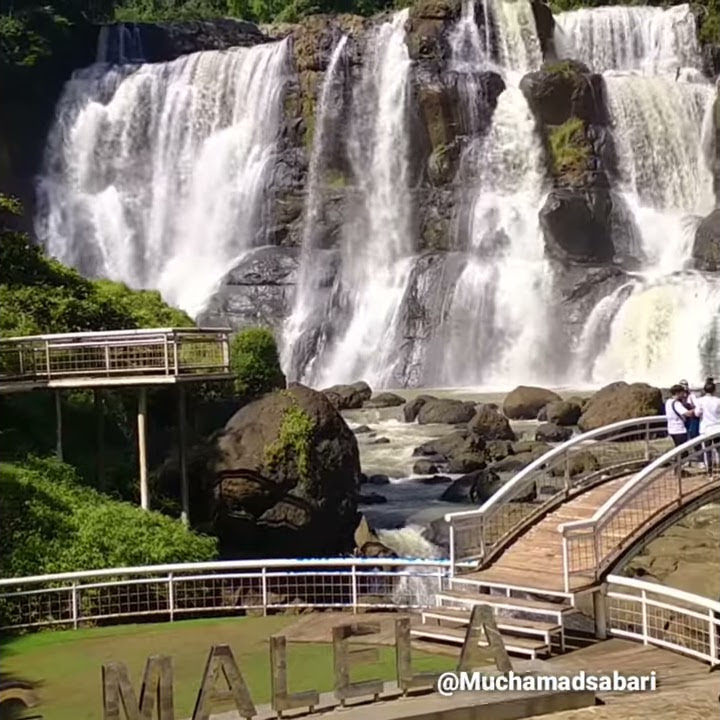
229;327;286;398
548;116;591;183
264;401;314;484
0;457;217;578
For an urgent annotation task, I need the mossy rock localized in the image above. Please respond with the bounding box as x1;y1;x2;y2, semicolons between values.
548;117;593;186
410;0;462;20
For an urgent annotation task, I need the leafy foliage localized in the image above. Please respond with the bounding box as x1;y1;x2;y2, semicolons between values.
548;116;591;182
0;457;217;578
229;327;286;398
264;401;314;482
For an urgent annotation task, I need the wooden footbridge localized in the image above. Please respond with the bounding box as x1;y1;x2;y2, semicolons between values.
412;417;720;662
0;328;233;522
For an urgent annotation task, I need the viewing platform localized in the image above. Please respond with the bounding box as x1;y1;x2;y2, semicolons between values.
0;327;232;393
0;328;234;522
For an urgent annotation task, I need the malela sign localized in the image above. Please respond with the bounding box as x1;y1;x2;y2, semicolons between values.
102;607;512;720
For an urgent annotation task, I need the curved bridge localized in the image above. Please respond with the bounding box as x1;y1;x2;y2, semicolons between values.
412;417;720;661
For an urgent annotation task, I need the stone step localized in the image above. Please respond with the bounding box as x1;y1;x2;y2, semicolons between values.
421;607;562;640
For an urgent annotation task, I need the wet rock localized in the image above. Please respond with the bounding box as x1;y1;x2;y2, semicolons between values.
491;451;544;474
354;515;396;558
214;384;360;557
537;405;548;421
413;458;442;474
403;394;437;422
485;439;514;461
469;405;516;441
535;422;573;443
512;440;551;456
503;385;562;420
353;425;372;435
369;436;391;445
364;392;406;408
545;400;582;426
418;474;452;484
692;209;720;271
440;467;503;503
412;430;485;460
417;397;477;424
531;0;556;58
321;381;372;410
365;474;390;485
447;453;487;474
358;492;387;505
540;188;616;265
578;382;663;431
198;246;299;332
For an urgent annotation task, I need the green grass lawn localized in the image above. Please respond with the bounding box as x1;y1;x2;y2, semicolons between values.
1;616;456;719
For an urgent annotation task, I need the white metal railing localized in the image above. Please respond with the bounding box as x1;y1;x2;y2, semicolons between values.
560;431;720;592
606;574;720;666
0;558;450;631
0;328;231;383
445;416;669;573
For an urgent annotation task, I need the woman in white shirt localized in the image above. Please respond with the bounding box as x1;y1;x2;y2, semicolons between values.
695;380;720;474
665;385;694;446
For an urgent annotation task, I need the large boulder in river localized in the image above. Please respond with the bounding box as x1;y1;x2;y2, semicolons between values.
214;384;360;556
535;422;572;443
469;405;516;440
440;467;503;503
412;430;486;470
692;209;720;271
403;394;437;422
417;397;477;424
503;386;561;419
578;382;663;432
364;392;406;408
545;399;582;426
321;381;372;410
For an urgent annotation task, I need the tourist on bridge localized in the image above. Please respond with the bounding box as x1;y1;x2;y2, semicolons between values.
665;385;694;447
679;379;700;440
695;379;720;474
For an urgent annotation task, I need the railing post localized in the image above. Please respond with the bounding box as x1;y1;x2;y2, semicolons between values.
71;582;79;630
562;534;570;593
351;564;358;614
564;452;571;493
593;584;607;640
172;332;179;375
168;573;175;622
644;424;651;462
262;567;268;616
593;531;601;581
708;608;717;664
448;523;455;578
436;566;444;594
641;589;649;644
163;334;170;375
675;454;683;500
222;332;230;371
44;340;51;378
104;344;110;376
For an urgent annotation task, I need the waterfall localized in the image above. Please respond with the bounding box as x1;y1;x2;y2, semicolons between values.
556;5;719;386
296;10;414;388
439;0;551;387
35;41;290;317
96;24;145;64
281;36;348;381
554;4;702;75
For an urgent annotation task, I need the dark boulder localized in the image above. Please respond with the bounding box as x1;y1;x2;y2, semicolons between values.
535;422;573;443
578;382;663;431
353;425;373;434
358;492;387;505
512;440;551;456
418;474;452;484
403;394;437;422
413;458;443;474
540;188;615;264
214;384;360;557
417;398;477;424
440;467;503;503
468;405;516;440
321;381;372;410
354;516;397;558
491;451;544;474
549;450;599;477
412;431;486;469
365;474;390;485
485;439;514;461
447;453;488;473
531;0;556;58
692;209;720;271
364;392;406;408
369;436;391;445
503;385;562;419
545;400;582;426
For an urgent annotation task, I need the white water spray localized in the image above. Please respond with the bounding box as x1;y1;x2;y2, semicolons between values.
36;41;289;317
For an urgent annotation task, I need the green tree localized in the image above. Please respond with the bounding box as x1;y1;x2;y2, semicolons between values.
229;327;286;398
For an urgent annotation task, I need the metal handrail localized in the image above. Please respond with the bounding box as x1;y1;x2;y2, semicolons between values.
560;431;720;591
0;558;450;631
606;574;720;666
445;415;668;572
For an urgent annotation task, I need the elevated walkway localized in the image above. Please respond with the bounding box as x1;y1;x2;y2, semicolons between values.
413;418;720;660
0;328;233;522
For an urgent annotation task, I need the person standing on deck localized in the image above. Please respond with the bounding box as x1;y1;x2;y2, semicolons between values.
695;380;720;474
665;385;694;447
679;380;700;440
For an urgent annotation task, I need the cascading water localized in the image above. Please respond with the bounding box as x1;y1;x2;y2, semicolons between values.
281;35;348;380
288;10;414;388
556;4;720;385
439;0;554;387
36;40;289;316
